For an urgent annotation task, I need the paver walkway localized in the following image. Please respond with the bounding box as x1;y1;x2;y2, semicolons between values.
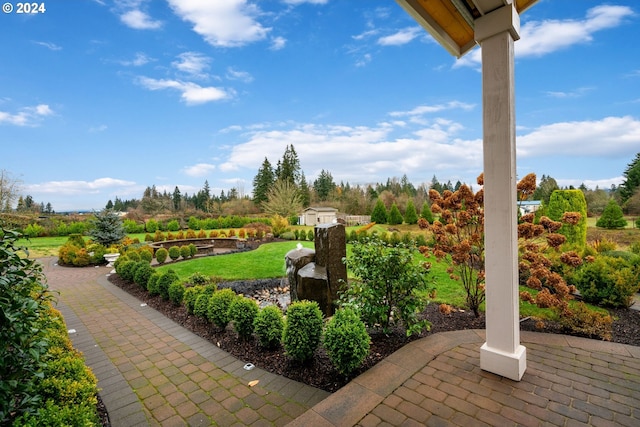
43;258;329;426
44;258;640;426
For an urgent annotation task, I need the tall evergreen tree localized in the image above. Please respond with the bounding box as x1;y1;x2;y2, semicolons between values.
388;203;403;225
298;172;311;208
404;199;418;224
275;144;301;185
371;199;388;224
172;186;181;211
420;202;434;223
533;174;559;205
620;152;640;203
313;169;336;201
252;157;275;205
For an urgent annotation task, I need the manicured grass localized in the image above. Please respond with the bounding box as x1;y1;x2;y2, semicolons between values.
155;241;315;280
16;235;85;257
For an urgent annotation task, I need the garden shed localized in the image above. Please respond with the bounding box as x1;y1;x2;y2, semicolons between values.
299;207;338;226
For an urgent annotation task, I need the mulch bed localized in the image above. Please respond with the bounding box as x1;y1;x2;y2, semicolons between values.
106;274;640;394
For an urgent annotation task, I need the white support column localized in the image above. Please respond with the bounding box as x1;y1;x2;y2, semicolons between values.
475;3;526;381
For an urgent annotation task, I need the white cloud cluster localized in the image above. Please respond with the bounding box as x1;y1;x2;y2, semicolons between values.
137;77;230;105
456;5;634;67
0;104;53;126
183;163;216;177
377;27;422;46
120;9;162;29
172;52;211;79
26;177;136;195
167;0;270;47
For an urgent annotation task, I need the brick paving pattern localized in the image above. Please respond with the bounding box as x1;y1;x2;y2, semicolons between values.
43;258;640;426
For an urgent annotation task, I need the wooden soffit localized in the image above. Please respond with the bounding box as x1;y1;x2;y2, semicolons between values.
395;0;539;57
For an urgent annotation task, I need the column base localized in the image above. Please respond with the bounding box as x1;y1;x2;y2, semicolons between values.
480;343;526;381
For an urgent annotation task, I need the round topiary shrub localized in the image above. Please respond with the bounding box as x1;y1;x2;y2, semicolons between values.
283;300;323;362
117;260;138;283
207;288;237;329
228;296;259;339
139;248;153;263
168;281;186;306
133;262;155;289
254;305;285;349
125;250;141;262
155;247;168;264
323;307;370;376
157;270;179;300
168;246;180;261
180;245;191;259
188;243;197;257
193;293;210;319
147;272;161;296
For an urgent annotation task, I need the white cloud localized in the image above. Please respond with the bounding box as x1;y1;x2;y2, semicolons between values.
226;67;253;83
26;177;136;195
0;104;53;126
138;77;231;104
517;116;640;158
119;52;152;67
32;41;62;51
377;27;422;46
544;86;594;99
389;101;476;117
167;0;270;47
183;163;216;177
270;36;287;51
457;5;633;67
120;9;162;30
172;52;211;79
220;118;482;183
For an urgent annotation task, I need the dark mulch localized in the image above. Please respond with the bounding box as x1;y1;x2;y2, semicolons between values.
106;274;640;394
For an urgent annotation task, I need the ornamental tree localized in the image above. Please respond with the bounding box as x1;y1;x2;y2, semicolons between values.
88;209;126;247
595;199;627;229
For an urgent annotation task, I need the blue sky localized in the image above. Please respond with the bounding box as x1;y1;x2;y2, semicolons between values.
1;0;639;211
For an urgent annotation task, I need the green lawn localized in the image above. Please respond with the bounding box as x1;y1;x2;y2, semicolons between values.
155;241;315;280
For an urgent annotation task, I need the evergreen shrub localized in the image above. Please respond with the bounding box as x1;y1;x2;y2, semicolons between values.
180;245;191;259
283;300;323;362
323;307;370;376
168;246;180;261
254;305;284;349
168;282;185;306
207;288;237;329
133;262;155;289
156;270;179;300
573;255;638;307
228;296;259;339
155;247;168;264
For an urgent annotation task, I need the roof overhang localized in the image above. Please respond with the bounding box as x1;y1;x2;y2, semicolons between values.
394;0;539;57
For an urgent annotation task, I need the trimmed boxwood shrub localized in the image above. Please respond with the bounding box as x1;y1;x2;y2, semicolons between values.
254;305;285;349
207;288;237;329
180;245;191;259
228;296;259;339
193;293;210;318
168;282;186;306
283;300;323;362
117;260;138;282
156;270;179;300
147;272;161;296
133;262;155;289
155;247;168;264
189;243;197;257
323;308;370;376
168;246;180;261
183;284;217;314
